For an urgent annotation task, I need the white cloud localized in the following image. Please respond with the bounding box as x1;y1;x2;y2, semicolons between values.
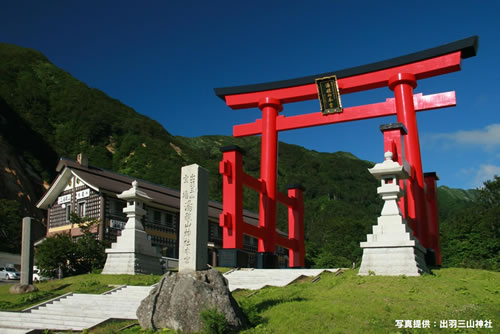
461;164;500;188
429;123;500;150
474;164;500;188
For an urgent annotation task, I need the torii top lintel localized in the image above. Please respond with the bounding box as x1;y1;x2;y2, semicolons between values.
214;36;478;110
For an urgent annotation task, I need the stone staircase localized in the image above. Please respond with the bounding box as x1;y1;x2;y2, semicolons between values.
0;285;154;333
223;268;339;291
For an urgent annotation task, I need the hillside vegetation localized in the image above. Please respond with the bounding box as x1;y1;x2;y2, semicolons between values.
0;42;497;271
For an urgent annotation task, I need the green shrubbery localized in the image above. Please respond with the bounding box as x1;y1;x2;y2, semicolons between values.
35;213;107;277
0;199;23;253
201;308;229;334
440;175;500;271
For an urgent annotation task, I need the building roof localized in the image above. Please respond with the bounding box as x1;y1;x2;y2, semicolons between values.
214;35;478;101
37;157;259;225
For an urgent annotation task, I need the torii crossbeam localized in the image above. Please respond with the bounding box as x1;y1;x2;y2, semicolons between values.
214;36;478;268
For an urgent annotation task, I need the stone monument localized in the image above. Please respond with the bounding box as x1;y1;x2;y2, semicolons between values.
179;164;208;272
102;181;162;275
359;151;429;276
9;217;37;294
137;164;247;333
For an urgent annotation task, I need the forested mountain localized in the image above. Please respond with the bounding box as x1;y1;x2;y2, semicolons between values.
0;43;496;270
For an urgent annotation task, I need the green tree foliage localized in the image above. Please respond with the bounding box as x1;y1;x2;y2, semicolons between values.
35;232;78;277
0;199;23;253
70;214;107;273
440;176;499;271
35;214;107;277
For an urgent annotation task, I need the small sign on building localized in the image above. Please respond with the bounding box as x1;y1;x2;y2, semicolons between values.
76;188;90;200
316;75;343;115
57;194;71;205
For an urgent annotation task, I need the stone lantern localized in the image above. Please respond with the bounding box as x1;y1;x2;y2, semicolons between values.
358;152;429;276
102;181;162;275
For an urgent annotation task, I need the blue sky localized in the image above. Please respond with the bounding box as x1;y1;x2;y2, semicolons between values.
3;1;499;190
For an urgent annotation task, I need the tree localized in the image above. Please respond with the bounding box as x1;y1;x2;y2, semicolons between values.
0;199;22;253
440;176;499;271
71;213;107;273
35;213;107;277
35;232;78;277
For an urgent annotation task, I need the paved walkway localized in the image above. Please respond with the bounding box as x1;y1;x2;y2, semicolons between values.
0;285;153;333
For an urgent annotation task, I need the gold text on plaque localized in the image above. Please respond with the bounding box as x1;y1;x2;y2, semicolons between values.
315;75;343;115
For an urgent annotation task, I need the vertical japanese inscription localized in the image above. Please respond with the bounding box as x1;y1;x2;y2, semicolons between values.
181;173;196;265
179;164;209;272
316;75;343;114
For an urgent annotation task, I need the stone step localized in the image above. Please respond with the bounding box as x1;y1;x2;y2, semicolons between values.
0;314;92;331
48;300;142;308
0;284;157;332
0;327;35;334
224;269;339;291
39;303;140;313
0;309;103;322
0;311;102;324
112;290;153;294
38;302;140;311
63;294;146;301
29;308;138;319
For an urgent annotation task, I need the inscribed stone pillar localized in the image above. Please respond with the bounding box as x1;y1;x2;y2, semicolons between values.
179;164;209;272
20;217;34;285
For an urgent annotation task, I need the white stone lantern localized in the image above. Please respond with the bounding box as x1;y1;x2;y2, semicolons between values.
118;180;151;231
358;151;429;276
102;180;162;275
369;151;409;217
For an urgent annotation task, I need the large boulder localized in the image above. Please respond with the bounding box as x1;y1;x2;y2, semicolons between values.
137;269;247;333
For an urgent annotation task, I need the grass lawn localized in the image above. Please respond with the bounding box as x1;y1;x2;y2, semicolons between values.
235;268;499;333
0;268;498;333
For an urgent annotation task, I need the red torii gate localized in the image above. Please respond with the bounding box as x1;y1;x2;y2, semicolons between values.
215;36;478;268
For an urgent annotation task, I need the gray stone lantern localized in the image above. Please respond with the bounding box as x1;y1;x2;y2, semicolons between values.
358;151;429;276
119;180;149;231
369;151;409;216
102;180;162;275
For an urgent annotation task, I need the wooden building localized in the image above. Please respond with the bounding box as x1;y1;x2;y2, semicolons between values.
36;154;272;266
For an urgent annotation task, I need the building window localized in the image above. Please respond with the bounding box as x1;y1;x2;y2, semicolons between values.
66;204;72;222
110;199;126;215
154;210;161;224
78;201;86;217
165;212;176;228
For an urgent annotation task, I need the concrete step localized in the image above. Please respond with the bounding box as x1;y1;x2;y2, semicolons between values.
105;289;151;297
0;311;101;325
46;299;141;308
58;294;144;303
0;284;152;332
29;308;138;319
38;304;139;315
0;318;95;331
0;327;35;334
224;268;339;291
35;302;140;312
0;311;102;321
